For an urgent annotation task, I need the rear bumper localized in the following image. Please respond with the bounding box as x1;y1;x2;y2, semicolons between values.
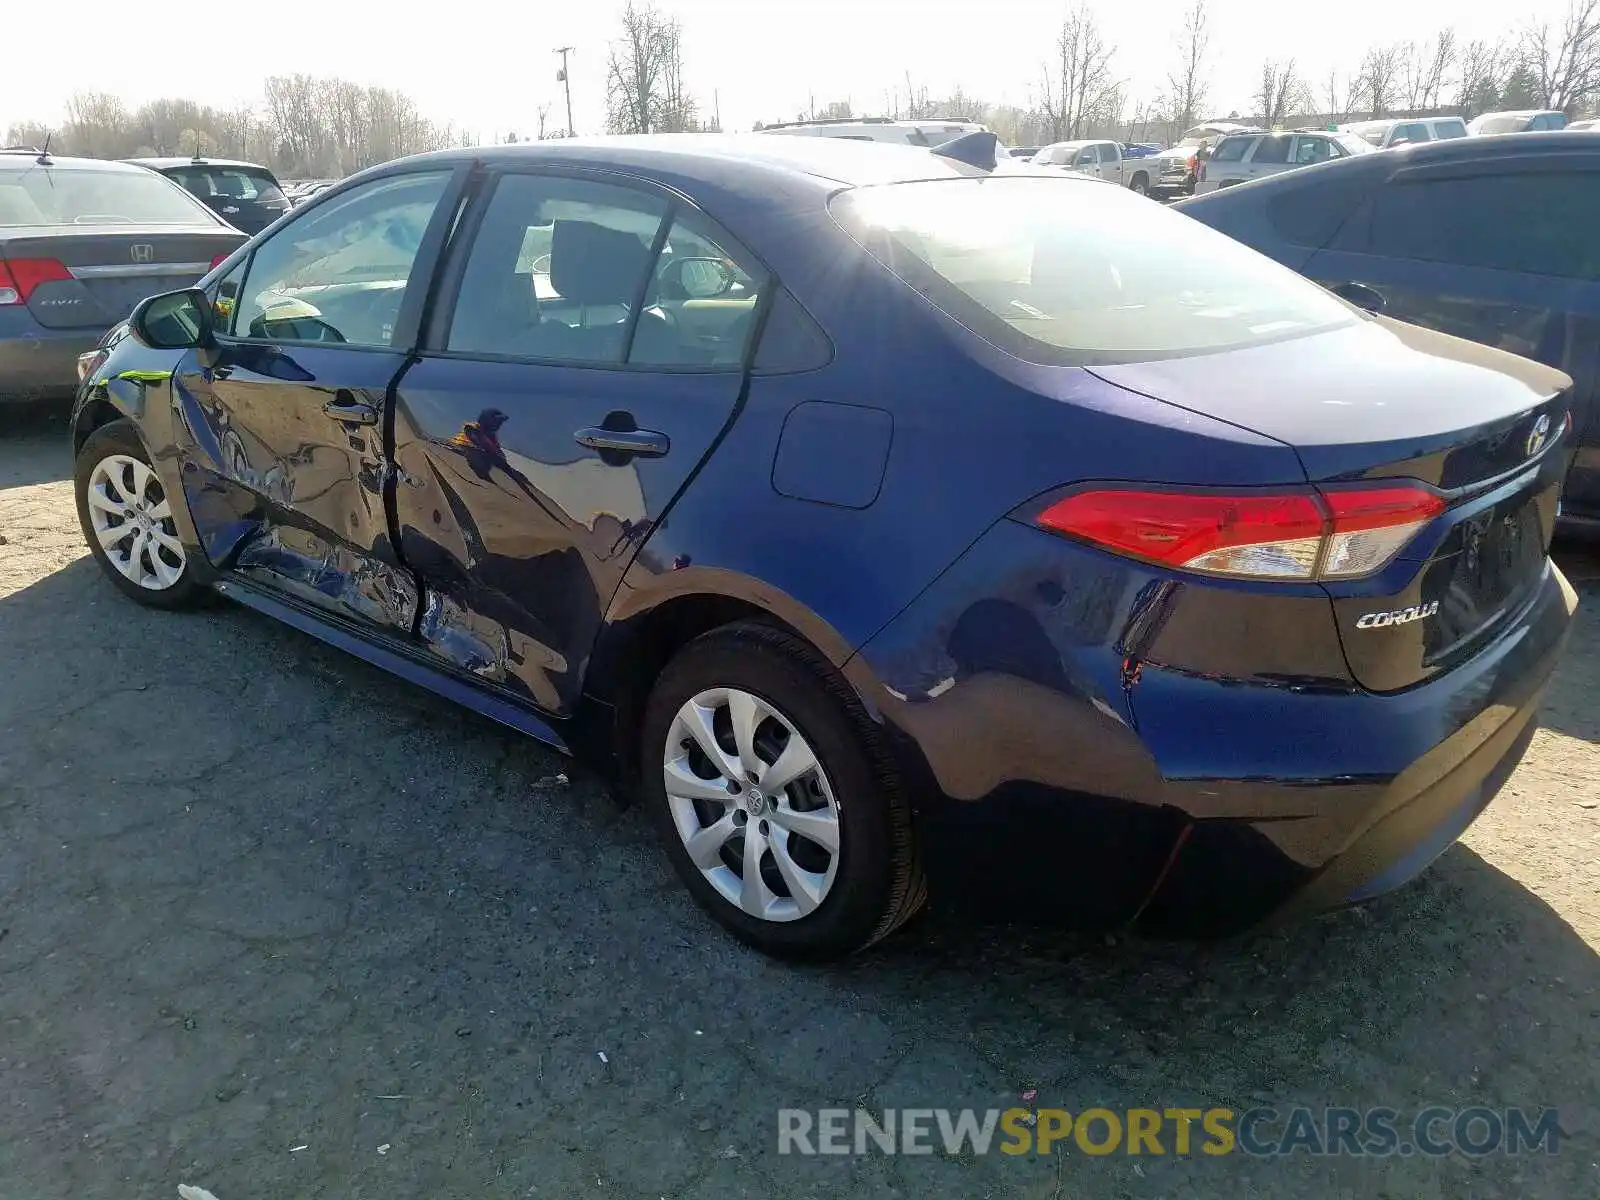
848;518;1578;934
0;327;105;401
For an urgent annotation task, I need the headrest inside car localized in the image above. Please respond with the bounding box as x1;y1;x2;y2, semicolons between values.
550;219;652;307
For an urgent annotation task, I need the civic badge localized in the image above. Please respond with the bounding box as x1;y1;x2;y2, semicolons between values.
1525;413;1552;459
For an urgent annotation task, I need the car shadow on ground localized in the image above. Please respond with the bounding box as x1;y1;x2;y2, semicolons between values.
1;550;1596;1198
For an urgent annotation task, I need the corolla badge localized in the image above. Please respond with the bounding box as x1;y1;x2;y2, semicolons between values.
1356;601;1440;630
1525;413;1552;458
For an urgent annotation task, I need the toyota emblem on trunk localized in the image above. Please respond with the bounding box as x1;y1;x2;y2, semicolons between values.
129;243;154;263
1525;413;1552;458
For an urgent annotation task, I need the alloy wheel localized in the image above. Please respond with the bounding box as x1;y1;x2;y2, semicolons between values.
84;454;186;591
662;686;842;922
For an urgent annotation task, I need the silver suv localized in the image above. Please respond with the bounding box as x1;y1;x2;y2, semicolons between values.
1193;130;1373;193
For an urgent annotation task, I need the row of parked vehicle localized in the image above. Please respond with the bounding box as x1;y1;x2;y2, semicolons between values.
51;125;1587;959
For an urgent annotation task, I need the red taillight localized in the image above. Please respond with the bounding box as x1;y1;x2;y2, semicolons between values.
0;257;72;305
1035;484;1445;581
210;253;231;270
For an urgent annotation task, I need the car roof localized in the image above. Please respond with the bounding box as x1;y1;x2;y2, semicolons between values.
125;157;275;172
0;152;153;173
1379;129;1600;164
1474;109;1563;119
390;133;1027;191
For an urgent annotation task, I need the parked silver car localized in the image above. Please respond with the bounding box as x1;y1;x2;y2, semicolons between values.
1193;129;1373;194
1468;109;1568;134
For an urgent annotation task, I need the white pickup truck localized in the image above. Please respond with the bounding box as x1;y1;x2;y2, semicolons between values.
1029;140;1154;196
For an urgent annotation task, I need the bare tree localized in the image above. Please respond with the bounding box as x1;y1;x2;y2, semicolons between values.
1256;59;1300;127
1522;0;1600;110
1454;38;1507;116
5;120;54;150
1040;3;1118;141
1165;0;1210;134
605;0;698;134
1354;44;1403;117
63;92;131;158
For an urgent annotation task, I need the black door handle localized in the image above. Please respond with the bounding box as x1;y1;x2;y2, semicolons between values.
574;426;670;458
324;396;378;425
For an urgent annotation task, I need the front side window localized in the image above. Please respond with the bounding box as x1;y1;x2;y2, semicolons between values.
0;166;217;227
833;176;1356;366
1368;171;1600;280
1292;136;1334;165
1074;149;1097;168
233;170;450;347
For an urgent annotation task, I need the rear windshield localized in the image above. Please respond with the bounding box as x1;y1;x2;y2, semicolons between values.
1475;115;1529;134
831;176;1356;366
0;166;218;227
169;166;286;203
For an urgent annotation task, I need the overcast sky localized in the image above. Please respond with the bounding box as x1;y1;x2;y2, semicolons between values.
0;0;1563;139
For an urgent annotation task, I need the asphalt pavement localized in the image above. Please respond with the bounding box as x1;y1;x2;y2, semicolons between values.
1;408;1596;1199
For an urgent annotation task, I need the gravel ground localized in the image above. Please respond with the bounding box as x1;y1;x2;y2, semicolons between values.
1;408;1597;1199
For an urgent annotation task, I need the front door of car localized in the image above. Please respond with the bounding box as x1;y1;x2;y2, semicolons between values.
172;168;461;636
389;170;763;715
1305;161;1600;512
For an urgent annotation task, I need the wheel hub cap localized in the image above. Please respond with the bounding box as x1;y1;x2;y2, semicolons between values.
662;686;842;923
84;452;187;592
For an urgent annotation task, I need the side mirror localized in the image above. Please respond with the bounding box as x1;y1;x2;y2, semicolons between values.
1330;280;1386;314
130;288;212;349
671;257;737;299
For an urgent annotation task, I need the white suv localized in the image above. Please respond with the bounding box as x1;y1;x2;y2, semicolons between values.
1193;130;1373;193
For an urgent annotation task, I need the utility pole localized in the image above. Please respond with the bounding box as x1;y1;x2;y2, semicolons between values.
555;46;576;137
713;89;721;132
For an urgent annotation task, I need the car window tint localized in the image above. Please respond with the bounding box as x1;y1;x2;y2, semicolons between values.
630;209;768;369
1252;135;1292;164
1267;172;1374;247
1096;143;1119;163
447;173;668;364
0;166;214;226
1369;171;1600;279
1210;137;1251;163
1075;149;1097;167
233;170;450;347
752;288;832;373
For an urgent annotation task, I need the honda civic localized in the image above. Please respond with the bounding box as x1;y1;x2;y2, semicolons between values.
69;134;1577;959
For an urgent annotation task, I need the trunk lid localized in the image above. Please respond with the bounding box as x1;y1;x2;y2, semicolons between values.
2;225;245;329
1090;318;1572;691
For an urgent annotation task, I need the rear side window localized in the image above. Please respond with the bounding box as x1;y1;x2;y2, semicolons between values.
1530;113;1566;131
1368;171;1600;279
832;176;1355;366
1391;123;1431;145
1096;144;1120;163
1209;137;1251;163
1252;135;1292;164
1431;119;1468;139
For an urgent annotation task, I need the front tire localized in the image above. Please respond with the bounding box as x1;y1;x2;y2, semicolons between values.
74;419;205;609
640;621;924;960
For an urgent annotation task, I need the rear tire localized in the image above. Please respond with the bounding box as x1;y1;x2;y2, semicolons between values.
640;620;925;960
1129;172;1150;195
74;419;205;609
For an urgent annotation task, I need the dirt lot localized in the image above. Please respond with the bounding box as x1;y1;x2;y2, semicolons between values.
1;410;1596;1199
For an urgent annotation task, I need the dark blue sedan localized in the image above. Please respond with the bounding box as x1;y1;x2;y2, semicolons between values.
69;135;1577;959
